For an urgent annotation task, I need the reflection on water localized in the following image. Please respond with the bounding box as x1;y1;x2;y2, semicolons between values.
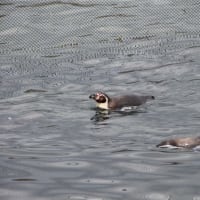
1;0;200;199
90;109;110;122
90;106;147;122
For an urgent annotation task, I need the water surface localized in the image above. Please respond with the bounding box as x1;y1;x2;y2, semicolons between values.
0;0;200;199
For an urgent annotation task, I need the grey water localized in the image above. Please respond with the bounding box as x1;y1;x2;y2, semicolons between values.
0;0;200;199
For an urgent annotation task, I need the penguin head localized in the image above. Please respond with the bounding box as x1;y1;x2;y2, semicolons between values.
89;92;110;109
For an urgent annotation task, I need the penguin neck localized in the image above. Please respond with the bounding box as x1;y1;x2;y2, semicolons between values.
96;101;109;110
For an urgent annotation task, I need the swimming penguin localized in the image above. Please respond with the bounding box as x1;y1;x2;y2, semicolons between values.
89;91;155;110
157;136;200;149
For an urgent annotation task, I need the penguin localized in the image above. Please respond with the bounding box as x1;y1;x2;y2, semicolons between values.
89;91;155;110
157;136;200;149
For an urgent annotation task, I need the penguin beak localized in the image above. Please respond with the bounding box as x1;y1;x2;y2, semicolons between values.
89;94;96;99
